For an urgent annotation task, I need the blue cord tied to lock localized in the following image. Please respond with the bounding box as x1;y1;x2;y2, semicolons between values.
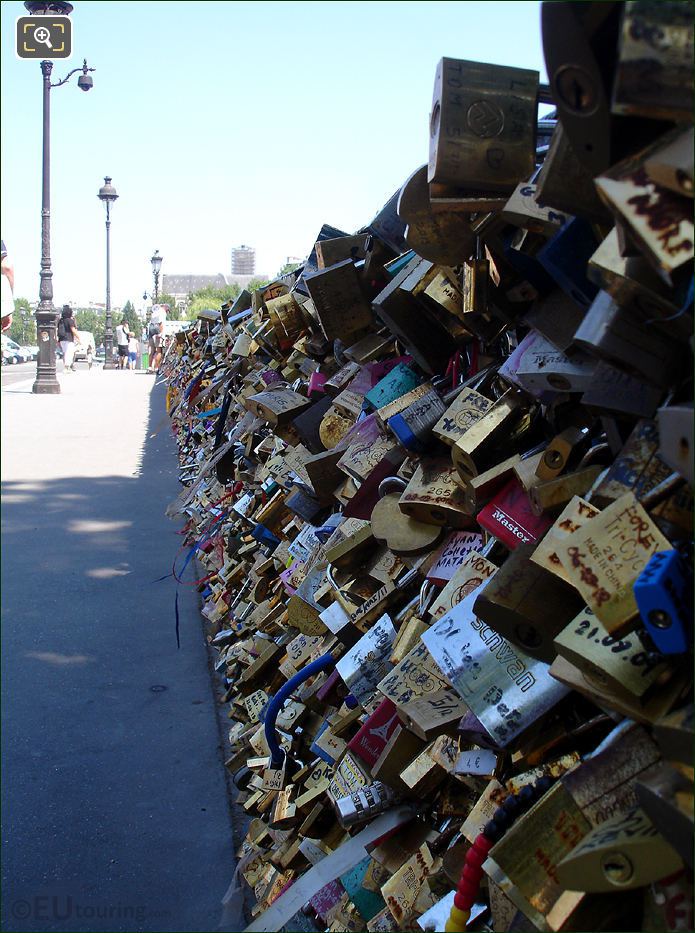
264;652;336;768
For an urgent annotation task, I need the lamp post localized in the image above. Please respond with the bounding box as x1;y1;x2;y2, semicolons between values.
148;250;163;322
27;1;94;393
97;177;118;369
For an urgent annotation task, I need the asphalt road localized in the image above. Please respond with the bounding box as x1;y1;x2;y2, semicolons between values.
1;372;243;932
1;360;38;386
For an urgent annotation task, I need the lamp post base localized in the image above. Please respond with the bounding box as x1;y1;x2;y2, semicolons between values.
32;378;61;394
102;359;117;370
33;309;61;395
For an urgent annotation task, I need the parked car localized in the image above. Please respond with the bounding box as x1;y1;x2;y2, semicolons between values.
1;335;33;363
2;348;19;365
73;330;96;362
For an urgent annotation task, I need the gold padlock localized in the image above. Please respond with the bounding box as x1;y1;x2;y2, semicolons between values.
428;58;539;192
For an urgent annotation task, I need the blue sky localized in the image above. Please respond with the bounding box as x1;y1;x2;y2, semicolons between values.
1;0;547;310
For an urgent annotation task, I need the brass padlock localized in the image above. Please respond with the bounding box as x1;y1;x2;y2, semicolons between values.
473;542;584;662
451;388;526;482
612;1;694;122
397;164;475;266
305;259;373;341
428;58;539;192
556;806;683;892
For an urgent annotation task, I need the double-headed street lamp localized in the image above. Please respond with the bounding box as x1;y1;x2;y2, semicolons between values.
97;176;118;369
27;0;95;394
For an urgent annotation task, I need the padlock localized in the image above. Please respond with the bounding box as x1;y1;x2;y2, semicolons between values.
556;807;683;892
587;228;693;342
334;781;398;829
451;389;526;482
528;464;604;516
293;222;350;298
398;458;475;528
433;381;494;450
397;165;475;266
244;387;311;426
428;58;539;192
388;387;447;452
305;258;373;341
644;126;694;199
462;241;490;318
502;181;570;236
423;588;568;748
612;1;694;122
553;605;668;700
536;217;600;310
373;254;456;375
658;403;694;485
634;549;693;654
557;492;672;634
535;122;612;223
315;234;370;270
635;763;694;869
502;329;598;396
535;427;592;482
473;543;585;662
594;137;695;281
476;477;554;550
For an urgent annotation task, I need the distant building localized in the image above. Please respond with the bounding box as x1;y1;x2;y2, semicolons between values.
231;245;256;276
161;273;229;312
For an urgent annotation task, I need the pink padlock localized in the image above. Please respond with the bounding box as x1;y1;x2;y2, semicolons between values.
308;371;327;397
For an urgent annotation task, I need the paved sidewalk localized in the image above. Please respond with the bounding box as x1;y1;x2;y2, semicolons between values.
1;369;240;932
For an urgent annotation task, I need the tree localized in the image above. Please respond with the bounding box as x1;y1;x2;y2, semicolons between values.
119;300;141;335
8;298;36;345
246;277;271;292
73;308;105;348
184;283;242;320
277;261;302;277
151;293;179;319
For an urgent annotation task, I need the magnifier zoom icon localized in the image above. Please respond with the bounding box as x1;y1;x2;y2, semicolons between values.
33;26;53;48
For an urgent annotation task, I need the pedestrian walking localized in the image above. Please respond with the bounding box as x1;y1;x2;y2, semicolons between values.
115;318;131;370
57;305;81;372
1;239;14;333
148;304;167;373
127;332;138;370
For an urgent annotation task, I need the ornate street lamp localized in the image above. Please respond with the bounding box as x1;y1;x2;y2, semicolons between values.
144;251;163;324
97;176;118;370
26;1;94;393
151;249;162;302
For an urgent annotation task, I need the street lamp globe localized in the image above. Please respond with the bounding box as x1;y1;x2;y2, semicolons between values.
151;250;163;276
24;1;73;13
98;176;119;205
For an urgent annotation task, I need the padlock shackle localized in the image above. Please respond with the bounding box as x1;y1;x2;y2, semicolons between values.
265;652;336;769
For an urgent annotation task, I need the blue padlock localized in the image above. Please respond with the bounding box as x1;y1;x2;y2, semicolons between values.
537;217;600;309
250;524;281;551
634;550;692;655
388;412;426;453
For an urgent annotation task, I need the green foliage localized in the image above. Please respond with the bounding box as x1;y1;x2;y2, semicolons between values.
277;261;302;277
155;293;179;314
8;298;36;344
246;277;271;292
184;283;242;320
118;300;141;336
73;308;105;347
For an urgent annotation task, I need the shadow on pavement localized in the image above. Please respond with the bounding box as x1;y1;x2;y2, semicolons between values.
1;382;244;933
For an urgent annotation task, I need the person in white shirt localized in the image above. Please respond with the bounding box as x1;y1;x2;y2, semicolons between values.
115;319;131;370
148;304;167;373
127;333;138;370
